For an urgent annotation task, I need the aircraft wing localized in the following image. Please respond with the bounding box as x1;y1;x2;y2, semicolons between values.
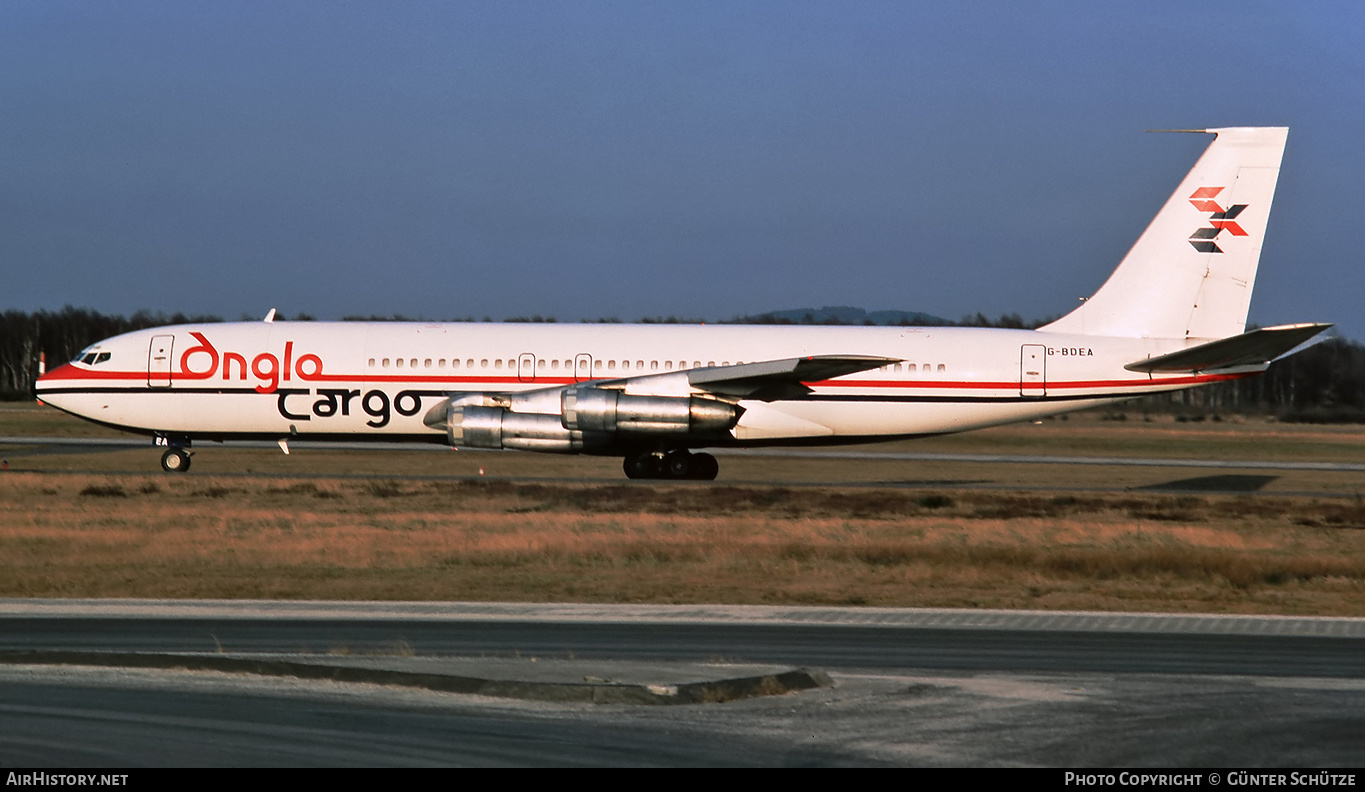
1124;323;1333;374
683;355;899;399
580;354;900;402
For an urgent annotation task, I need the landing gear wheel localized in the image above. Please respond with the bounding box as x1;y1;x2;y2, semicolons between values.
623;453;660;480
160;448;191;473
665;452;693;479
692;452;719;481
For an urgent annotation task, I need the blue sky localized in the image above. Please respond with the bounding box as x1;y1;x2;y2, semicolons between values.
4;2;1362;338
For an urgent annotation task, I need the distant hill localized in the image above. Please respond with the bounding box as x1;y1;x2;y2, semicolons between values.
733;306;950;326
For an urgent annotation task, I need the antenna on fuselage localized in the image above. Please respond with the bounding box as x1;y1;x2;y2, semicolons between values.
263;308;277;323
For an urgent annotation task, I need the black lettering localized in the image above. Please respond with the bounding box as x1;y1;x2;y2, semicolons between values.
314;388;360;417
340;389;360;415
276;389;312;421
312;391;339;417
363;389;391;428
394;390;425;417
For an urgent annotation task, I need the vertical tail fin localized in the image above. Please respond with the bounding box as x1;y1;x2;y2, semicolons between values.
1040;127;1288;340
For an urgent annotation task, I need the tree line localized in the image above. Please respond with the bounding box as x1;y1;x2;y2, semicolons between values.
3;306;1362;421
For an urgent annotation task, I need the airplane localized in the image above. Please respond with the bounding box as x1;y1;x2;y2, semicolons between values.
36;127;1329;479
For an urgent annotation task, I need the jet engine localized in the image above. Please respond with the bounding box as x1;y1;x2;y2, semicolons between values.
424;387;740;453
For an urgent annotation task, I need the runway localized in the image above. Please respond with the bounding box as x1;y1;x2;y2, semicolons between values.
3;601;1364;766
4;434;1364;497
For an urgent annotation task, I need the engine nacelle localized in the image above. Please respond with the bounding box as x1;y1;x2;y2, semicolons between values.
424;388;740;453
561;387;738;435
447;404;589;453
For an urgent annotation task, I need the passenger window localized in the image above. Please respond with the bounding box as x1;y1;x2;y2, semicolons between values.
551;360;559;369
937;364;946;372
396;359;404;368
451;359;460;369
608;361;616;370
651;361;658;371
907;364;916;372
424;359;432;368
481;359;489;368
494;360;502;369
664;361;673;371
411;359;418;368
383;358;391;368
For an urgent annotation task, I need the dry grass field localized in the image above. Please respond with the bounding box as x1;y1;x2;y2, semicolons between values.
3;403;1365;614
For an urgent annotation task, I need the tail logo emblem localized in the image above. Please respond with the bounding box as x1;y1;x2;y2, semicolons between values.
1188;187;1248;253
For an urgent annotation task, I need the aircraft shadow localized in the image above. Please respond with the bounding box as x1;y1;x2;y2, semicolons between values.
1135;474;1279;493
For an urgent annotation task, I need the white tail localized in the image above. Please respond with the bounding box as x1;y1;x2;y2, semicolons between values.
1040;127;1288;340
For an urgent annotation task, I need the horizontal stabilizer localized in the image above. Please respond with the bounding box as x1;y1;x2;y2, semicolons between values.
1124;323;1332;373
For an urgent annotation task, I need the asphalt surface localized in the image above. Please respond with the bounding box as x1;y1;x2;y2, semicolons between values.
2;601;1363;766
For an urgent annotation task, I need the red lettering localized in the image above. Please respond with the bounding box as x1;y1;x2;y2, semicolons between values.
179;333;328;391
223;352;247;380
178;332;219;380
295;354;323;379
252;353;280;394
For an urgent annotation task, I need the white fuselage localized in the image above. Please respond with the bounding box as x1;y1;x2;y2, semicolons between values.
36;321;1239;448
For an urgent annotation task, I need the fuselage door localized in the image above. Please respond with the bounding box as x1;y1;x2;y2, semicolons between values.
518;353;536;382
1020;344;1046;397
574;354;593;382
148;335;174;388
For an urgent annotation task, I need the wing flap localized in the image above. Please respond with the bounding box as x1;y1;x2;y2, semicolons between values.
1124;323;1332;373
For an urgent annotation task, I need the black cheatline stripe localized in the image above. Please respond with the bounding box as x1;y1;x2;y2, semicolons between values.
40;387;1153;404
793;392;1145;404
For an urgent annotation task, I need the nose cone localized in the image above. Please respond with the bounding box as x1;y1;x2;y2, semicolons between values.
33;362;79;404
35;362;77;390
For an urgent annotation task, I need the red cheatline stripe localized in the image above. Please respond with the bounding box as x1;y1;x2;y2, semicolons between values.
41;369;1252;392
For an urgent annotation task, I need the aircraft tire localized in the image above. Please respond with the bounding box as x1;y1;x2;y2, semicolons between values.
160;448;191;473
665;452;692;479
623;453;659;480
693;453;719;481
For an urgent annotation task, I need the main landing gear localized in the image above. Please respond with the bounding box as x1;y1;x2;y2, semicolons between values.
623;450;719;481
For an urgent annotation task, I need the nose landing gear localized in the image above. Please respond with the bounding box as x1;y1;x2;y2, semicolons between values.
156;436;192;473
160;448;191;472
623;450;719;481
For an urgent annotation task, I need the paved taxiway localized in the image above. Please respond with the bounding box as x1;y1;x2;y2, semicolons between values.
2;601;1363;766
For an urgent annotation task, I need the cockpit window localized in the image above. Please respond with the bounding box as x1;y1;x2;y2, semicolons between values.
81;353;97;364
95;352;111;364
78;352;111;365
